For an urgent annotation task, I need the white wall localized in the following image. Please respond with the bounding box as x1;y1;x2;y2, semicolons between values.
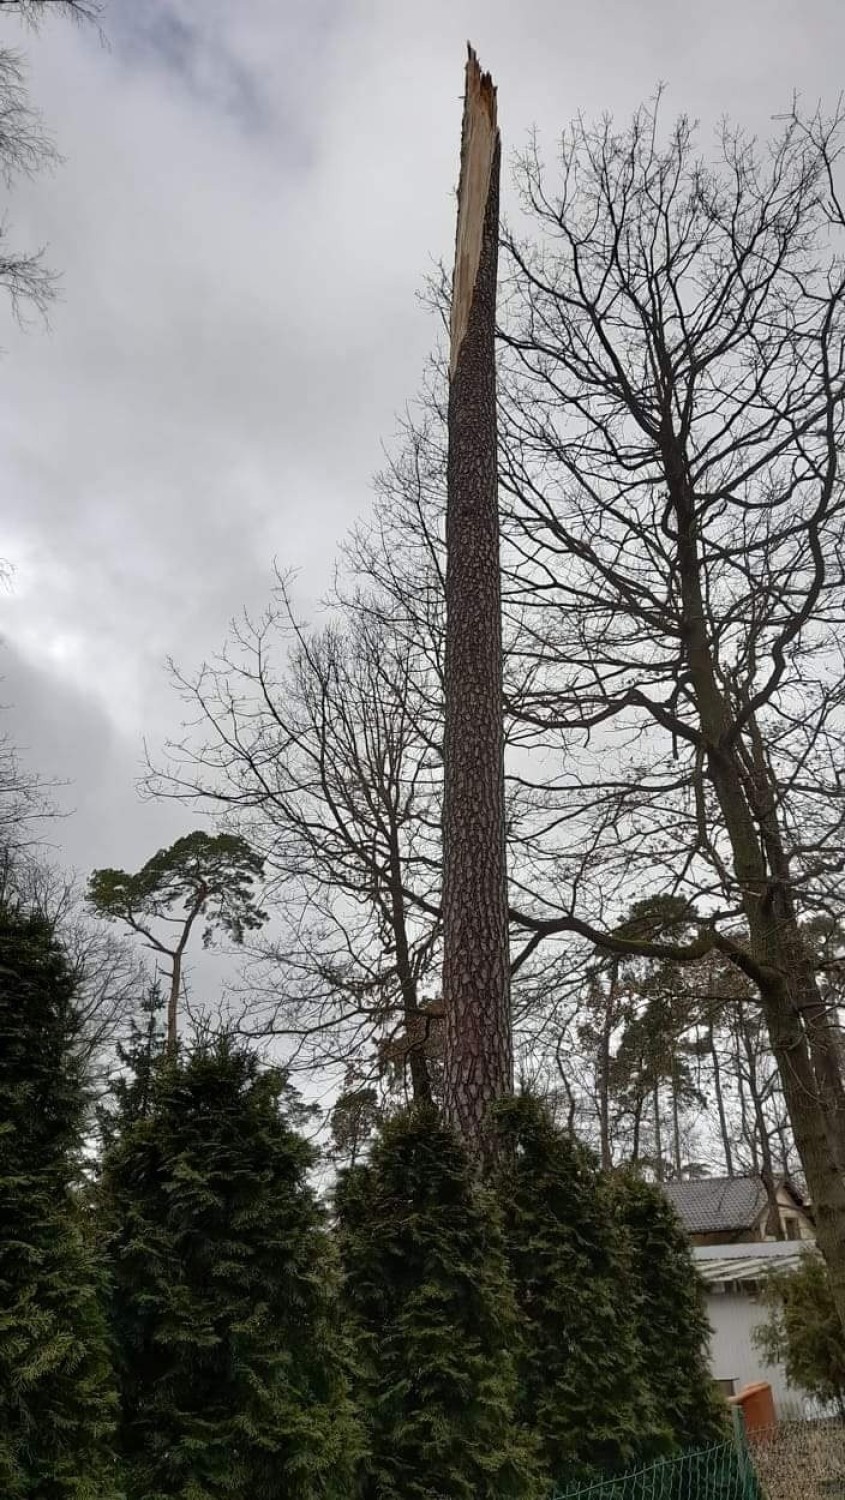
705;1289;803;1415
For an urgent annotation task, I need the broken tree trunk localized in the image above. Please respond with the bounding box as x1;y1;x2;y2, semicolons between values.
441;47;512;1154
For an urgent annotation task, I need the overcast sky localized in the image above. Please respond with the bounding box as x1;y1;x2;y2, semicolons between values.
1;0;844;1008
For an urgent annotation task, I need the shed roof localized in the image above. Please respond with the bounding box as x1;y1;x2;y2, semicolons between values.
693;1239;818;1285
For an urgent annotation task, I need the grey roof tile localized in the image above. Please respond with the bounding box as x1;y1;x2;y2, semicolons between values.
663;1176;768;1233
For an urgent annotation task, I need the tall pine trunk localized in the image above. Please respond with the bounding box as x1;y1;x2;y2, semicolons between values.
441;49;512;1152
652;1087;664;1182
597;961;617;1171
671;1060;683;1180
708;1019;733;1177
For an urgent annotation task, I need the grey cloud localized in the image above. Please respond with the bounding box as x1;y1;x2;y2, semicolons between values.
0;636;184;872
0;635;235;1009
0;0;844;928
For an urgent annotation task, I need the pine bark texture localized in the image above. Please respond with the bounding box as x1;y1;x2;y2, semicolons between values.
442;49;512;1152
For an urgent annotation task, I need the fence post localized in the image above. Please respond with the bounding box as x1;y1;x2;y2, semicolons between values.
731;1405;756;1498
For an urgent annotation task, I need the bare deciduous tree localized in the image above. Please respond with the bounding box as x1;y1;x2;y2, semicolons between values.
144;85;845;1308
150;583;443;1100
0;2;101;20
0;0;103;321
0;724;55;861
493;97;845;1323
0;47;57;318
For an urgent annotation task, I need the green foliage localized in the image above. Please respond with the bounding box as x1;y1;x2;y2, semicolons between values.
99;1036;361;1499
98;983;166;1143
336;1107;546;1500
754;1252;845;1412
0;903;119;1498
87;830;266;948
611;901;706;1179
329;1081;383;1166
491;1096;668;1487
610;1170;727;1446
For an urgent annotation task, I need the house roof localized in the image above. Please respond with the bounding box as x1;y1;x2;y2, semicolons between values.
663;1175;803;1235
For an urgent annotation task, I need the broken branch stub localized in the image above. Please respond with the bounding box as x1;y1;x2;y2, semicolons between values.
449;47;499;376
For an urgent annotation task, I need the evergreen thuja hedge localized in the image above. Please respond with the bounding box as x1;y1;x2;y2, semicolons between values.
490;1095;670;1487
99;1036;362;1499
336;1107;546;1500
610;1170;727;1447
0;904;119;1499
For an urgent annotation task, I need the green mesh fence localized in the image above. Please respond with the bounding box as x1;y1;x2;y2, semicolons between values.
550;1438;762;1500
551;1416;845;1500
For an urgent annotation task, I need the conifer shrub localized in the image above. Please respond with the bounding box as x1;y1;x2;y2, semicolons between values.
611;1171;730;1446
754;1251;845;1413
0;903;119;1499
336;1106;546;1500
99;1035;361;1499
490;1094;669;1487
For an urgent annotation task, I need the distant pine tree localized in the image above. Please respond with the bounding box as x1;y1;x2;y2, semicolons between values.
491;1095;668;1487
336;1107;546;1500
610;1170;727;1446
99;1035;362;1499
0;903;119;1499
